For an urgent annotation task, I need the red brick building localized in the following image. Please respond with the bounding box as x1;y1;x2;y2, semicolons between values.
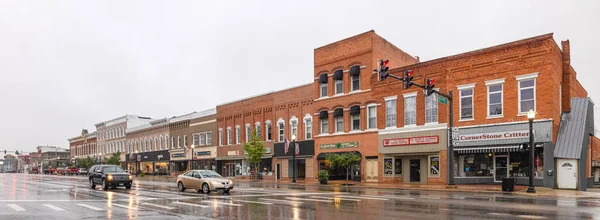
216;85;314;180
68;129;97;159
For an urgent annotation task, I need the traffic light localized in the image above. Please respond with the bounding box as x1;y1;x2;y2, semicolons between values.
15;150;19;155
3;150;5;154
404;70;414;89
379;60;390;81
425;78;435;96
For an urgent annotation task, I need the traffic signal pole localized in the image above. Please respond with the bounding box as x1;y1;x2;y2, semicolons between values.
378;62;455;186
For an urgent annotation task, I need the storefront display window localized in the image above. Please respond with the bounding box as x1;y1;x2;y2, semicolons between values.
141;162;154;174
509;147;544;178
455;153;493;177
170;161;188;173
191;160;216;171
154;162;168;175
384;158;393;175
394;158;402;175
430;156;440;176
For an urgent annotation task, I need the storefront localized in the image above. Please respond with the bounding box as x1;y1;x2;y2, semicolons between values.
124;150;170;175
315;141;362;181
216;146;274;178
453;120;553;186
378;126;447;185
170;148;192;175
191;146;217;171
274;140;315;181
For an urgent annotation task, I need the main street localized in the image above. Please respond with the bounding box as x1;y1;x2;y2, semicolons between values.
1;174;600;219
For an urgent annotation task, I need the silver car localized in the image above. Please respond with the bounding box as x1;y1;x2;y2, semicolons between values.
177;170;233;194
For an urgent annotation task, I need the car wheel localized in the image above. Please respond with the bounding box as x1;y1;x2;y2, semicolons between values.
223;190;230;194
102;179;109;190
202;183;210;194
125;184;131;190
178;182;186;192
89;178;96;189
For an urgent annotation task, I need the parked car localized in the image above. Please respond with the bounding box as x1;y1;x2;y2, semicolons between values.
66;167;80;175
56;167;67;175
88;165;132;190
78;168;88;176
176;170;233;194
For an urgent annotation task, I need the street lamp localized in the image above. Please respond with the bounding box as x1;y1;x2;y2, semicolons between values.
527;109;536;193
291;134;297;183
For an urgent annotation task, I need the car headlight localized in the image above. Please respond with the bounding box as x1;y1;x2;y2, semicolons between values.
210;181;219;185
128;175;132;180
107;175;113;180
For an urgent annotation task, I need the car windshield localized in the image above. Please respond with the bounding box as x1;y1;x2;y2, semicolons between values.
102;166;125;173
199;171;222;178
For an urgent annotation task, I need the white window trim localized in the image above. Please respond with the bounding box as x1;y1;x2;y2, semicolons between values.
218;128;223;146
334;114;344;133
235;126;241;144
456;83;476;90
385;98;397;129
403;95;417;128
517;74;538;115
289;116;298;140
350;67;360;92
384;95;398;101
245;124;251;142
486;81;504;119
226;127;232;145
351;113;360;131
366;104;377;129
334;78;343;95
320;117;329;134
458;85;475;121
277;119;285;142
265;123;272;141
304;116;313;140
402;92;417;98
425;88;440;125
320;83;328;98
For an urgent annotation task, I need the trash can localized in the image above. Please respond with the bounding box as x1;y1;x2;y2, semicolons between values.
502;177;514;192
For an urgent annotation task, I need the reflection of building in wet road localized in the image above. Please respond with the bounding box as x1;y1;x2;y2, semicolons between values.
2;173;600;219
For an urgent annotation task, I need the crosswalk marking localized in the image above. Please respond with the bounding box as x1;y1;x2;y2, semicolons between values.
202;200;243;207
112;203;139;210
336;195;388;201
7;204;26;211
259;198;303;205
77;204;104;211
310;196;361;202
43;204;65;211
140;202;176;210
285;197;332;203
234;200;274;205
173;201;210;208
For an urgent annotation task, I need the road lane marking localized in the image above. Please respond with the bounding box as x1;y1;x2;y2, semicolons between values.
336;195;388;201
202;200;243;207
309;196;361;202
7;204;26;211
258;198;303;205
285;197;332;203
77;204;104;211
234;200;274;205
173;201;210;208
43;204;65;211
112;203;139;210
208;192;348;198
140;202;176;210
516;215;546;219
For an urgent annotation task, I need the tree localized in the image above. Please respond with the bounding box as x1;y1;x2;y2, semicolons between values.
243;129;265;180
76;157;96;170
325;152;362;185
105;152;121;165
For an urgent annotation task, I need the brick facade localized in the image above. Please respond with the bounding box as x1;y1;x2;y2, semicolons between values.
68;131;97;159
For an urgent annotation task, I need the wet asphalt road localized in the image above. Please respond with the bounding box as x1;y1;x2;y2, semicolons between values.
1;174;600;220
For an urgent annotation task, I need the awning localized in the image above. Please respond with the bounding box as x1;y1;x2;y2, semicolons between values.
350;106;360;115
333;70;343;80
350;66;360;76
319;74;328;84
319;111;329;119
316;151;362;160
454;145;521;154
333;108;344;117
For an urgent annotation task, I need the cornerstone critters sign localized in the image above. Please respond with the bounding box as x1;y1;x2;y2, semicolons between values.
320;142;358;150
383;136;439;147
459;130;530;142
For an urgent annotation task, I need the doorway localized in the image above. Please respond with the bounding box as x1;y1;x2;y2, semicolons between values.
557;159;577;189
276;164;281;180
366;159;378;182
494;155;508;182
409;159;421;182
224;163;236;177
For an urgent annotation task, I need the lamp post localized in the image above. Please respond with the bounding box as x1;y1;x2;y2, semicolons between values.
527;109;536;193
291;134;297;183
135;150;139;176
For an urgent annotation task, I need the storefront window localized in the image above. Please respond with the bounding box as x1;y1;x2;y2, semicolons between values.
191;160;216;171
455;153;493;177
384;158;393;175
510;147;544;178
141;162;154;174
430;156;440;176
394;158;402;175
155;162;168;175
170;161;188;173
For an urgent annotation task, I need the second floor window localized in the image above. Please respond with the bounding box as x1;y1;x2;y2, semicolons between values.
350;66;360;91
334;69;343;95
351;106;360;131
367;105;377;129
278;121;285;142
206;132;212;145
184;135;187;148
266;123;272;141
319;73;328;97
291;120;298;139
320;111;329;134
426;92;438;123
178;136;181;148
245;125;251;142
236;127;241;144
334;108;344;133
200;133;206;146
385;98;397;127
255;124;261;138
488;84;503;116
519;79;535;113
460;88;474;119
404;95;416;126
227;128;232;145
305;118;312;139
172;137;175;149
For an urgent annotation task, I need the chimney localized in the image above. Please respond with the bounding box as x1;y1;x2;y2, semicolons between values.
561;40;572;112
415;56;420;62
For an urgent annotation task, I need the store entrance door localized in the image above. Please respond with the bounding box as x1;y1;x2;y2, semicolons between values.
409;159;420;182
365;159;378;182
224;163;236;177
494;155;508;182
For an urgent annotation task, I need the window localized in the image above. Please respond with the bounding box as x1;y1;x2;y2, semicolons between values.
235;127;241;144
367;105;377;129
320;83;328;97
199;133;205;146
172;137;175;149
351;73;360;91
385;97;397;127
266;122;272;141
290;119;298;139
245;125;251;142
488;84;503;117
304;117;312;139
320;111;329;134
404;94;416;126
335;115;343;133
218;129;223;146
278;121;285;142
206;132;212;145
193;134;199;146
184;135;188;148
454;153;493;177
178;136;182;148
227;128;232;145
335;79;343;94
149;139;153;151
351;114;360;131
425;92;438;123
255;123;261;139
519;79;536;113
459;86;474;120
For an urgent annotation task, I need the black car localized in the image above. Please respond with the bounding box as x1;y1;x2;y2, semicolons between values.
88;165;132;190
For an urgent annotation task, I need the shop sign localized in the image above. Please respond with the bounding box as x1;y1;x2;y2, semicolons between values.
227;150;239;156
196;151;211;156
320;142;358;150
459;130;530;142
171;153;185;158
137;155;141;162
158;154;164;160
383;136;439;147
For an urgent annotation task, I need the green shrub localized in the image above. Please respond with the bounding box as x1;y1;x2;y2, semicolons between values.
318;170;329;184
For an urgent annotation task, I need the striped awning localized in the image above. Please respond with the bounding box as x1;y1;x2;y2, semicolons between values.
454;145;522;154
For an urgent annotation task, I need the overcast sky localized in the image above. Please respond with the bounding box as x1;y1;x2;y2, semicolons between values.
1;1;599;153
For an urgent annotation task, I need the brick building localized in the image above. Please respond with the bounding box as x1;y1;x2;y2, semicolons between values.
216;84;314;180
125;118;170;175
67;129;97;159
168;109;217;175
95;115;152;163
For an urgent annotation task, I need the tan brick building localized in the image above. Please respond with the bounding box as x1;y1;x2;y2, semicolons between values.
168;109;217;175
125;118;170;175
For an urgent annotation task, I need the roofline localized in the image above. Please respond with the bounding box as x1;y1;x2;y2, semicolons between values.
314;30;375;51
94;115;152;127
388;33;554;73
217;83;313;107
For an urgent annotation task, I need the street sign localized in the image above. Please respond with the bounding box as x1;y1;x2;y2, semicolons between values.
438;96;447;104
